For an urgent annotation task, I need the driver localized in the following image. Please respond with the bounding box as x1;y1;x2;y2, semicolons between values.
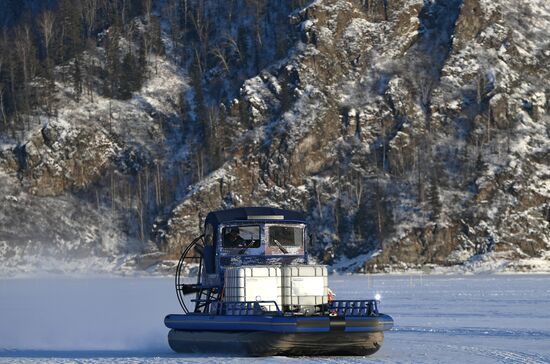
224;227;245;247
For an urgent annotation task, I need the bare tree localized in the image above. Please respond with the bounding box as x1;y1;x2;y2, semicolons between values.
0;42;3;76
224;32;242;62
81;0;98;38
137;172;145;241
163;0;179;46
0;47;4;125
373;173;385;237
245;0;267;47
0;84;6;126
111;170;116;213
193;47;204;78
15;25;33;81
486;108;491;143
143;0;153;22
313;179;324;219
211;46;230;73
125;21;136;53
14;25;36;117
86;59;95;103
206;105;218;133
195;150;204;181
3;28;18;122
38;11;56;112
155;161;162;206
351;171;364;209
189;3;210;67
121;0;128;26
416;142;425;203
38;11;55;60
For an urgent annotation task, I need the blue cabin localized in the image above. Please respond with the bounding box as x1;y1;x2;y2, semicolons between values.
201;207;310;281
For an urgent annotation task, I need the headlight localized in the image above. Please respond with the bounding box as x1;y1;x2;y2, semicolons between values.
374;293;381;301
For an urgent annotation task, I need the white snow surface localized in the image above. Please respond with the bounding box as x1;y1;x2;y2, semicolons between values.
0;274;549;363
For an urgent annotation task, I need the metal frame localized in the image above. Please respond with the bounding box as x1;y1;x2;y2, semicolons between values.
175;234;222;314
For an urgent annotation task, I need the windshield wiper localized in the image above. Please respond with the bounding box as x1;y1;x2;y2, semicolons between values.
238;240;255;255
272;239;289;254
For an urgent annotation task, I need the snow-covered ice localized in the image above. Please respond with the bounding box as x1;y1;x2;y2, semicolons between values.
0;274;549;363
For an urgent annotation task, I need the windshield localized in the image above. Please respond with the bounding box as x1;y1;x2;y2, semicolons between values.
268;225;303;251
222;225;261;249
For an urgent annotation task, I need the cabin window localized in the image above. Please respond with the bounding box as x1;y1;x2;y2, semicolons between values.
222;225;261;248
268;226;304;249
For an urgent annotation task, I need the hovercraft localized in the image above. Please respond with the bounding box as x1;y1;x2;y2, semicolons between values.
164;207;393;356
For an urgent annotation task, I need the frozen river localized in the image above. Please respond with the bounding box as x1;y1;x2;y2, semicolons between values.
1;274;549;363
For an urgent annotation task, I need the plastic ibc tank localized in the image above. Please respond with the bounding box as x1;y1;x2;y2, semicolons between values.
224;266;282;311
282;265;328;308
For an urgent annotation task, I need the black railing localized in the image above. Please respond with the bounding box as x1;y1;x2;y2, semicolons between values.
327;300;379;317
222;300;283;316
190;299;283;316
187;299;380;317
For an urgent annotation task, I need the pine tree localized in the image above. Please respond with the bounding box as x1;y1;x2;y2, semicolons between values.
4;31;19;122
119;51;137;99
137;34;147;84
58;0;84;63
428;169;442;221
150;16;165;55
104;28;121;98
73;56;83;101
190;54;206;133
237;26;248;67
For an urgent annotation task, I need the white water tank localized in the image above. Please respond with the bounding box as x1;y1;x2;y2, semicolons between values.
282;265;328;308
224;266;282;311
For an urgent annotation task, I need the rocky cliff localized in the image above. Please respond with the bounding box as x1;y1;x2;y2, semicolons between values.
160;0;549;272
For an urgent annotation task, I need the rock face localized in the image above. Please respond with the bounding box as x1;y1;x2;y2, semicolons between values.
162;0;550;271
4;123;117;197
0;0;548;273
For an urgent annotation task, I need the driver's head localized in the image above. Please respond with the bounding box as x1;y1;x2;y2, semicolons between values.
229;227;240;236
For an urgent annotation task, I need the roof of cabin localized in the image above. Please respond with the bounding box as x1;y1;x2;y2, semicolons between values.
205;207;306;226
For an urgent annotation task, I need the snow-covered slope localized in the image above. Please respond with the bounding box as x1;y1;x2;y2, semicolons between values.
0;43;188;275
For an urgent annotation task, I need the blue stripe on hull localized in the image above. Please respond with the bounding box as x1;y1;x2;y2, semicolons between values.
164;313;393;333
